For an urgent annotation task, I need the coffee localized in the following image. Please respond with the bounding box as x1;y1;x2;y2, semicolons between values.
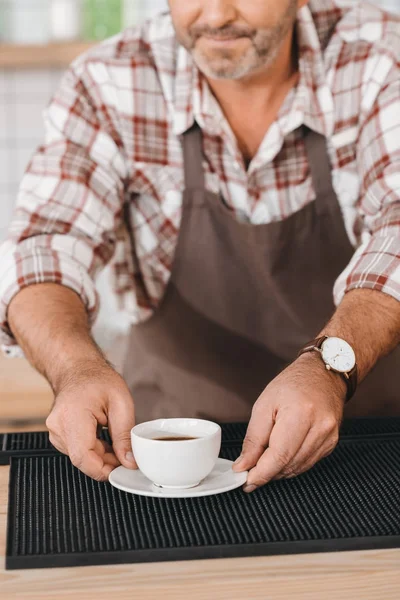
153;436;198;441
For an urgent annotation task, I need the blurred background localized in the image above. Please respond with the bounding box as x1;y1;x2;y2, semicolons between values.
0;1;169;428
0;0;399;427
0;0;168;364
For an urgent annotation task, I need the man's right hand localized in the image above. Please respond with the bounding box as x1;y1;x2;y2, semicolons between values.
7;283;138;482
46;360;137;481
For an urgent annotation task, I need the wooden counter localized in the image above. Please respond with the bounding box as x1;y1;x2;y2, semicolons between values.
0;354;52;428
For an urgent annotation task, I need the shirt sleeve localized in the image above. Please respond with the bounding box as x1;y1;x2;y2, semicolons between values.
334;74;400;306
0;59;128;354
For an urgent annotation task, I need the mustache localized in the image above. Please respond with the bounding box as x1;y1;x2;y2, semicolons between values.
189;24;256;42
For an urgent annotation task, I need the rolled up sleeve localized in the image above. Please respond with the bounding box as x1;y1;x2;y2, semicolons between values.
334;75;400;306
0;58;128;354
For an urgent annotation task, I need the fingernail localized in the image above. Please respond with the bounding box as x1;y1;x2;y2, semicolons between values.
243;484;257;494
125;451;135;462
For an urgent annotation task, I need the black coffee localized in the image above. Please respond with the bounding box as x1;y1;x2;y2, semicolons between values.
153;436;198;441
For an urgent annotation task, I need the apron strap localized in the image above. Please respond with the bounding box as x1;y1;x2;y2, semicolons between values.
181;123;337;208
303;128;336;200
181;123;205;191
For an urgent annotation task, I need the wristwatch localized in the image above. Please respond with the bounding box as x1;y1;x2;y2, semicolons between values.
298;336;358;402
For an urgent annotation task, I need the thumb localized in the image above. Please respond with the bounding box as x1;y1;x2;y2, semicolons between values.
233;409;274;472
107;392;137;469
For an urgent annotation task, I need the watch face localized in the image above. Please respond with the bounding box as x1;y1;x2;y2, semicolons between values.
321;337;356;373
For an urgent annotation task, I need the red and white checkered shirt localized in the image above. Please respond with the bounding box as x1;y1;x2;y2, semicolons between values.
1;1;400;353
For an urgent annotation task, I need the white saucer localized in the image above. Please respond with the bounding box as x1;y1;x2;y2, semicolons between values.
108;458;248;498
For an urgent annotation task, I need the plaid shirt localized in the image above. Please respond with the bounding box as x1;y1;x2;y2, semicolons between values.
1;1;400;353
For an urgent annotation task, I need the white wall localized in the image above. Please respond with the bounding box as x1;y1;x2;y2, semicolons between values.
381;0;400;12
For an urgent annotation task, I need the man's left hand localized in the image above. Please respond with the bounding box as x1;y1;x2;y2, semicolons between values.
233;353;346;492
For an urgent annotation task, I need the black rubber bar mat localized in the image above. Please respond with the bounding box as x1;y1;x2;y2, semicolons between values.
2;417;400;465
6;434;400;570
0;428;113;465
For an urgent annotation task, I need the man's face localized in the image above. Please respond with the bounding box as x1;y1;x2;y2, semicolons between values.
169;0;304;80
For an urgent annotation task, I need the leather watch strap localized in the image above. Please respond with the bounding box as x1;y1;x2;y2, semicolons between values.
299;335;327;354
298;336;357;403
344;364;358;402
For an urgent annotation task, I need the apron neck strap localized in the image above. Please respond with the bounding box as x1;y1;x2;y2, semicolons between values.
181;123;205;191
303;128;335;198
181;123;335;200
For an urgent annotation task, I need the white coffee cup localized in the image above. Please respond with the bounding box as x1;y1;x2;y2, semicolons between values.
131;418;222;489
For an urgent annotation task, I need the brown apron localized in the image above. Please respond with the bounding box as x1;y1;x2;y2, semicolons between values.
123;124;400;422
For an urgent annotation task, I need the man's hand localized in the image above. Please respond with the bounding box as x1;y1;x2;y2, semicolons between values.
46;360;137;482
233;353;346;492
233;289;400;492
7;283;137;482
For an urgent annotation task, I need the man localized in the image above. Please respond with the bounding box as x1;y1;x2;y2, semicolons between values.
1;0;399;491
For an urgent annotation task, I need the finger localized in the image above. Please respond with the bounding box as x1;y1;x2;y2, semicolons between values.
103;455;121;469
48;432;67;455
233;406;274;473
96;437;113;455
274;441;324;480
273;427;326;479
54;417;120;474
277;432;340;480
107;391;137;469
65;409;116;481
76;452;116;481
278;443;333;480
96;439;121;468
244;411;311;490
276;424;339;479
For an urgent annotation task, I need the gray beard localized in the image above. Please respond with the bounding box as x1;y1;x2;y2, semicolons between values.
191;41;283;81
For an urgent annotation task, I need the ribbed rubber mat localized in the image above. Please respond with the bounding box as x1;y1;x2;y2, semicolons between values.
340;417;400;437
222;417;400;443
2;418;400;465
0;428;112;465
6;436;400;570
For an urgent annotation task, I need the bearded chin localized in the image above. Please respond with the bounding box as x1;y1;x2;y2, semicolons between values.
193;52;250;80
191;44;277;81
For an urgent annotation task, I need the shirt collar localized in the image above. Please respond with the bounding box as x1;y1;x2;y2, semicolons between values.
172;5;335;140
172;46;197;136
295;5;335;137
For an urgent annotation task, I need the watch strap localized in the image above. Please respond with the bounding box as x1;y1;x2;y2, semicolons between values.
299;335;328;354
344;364;358;402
